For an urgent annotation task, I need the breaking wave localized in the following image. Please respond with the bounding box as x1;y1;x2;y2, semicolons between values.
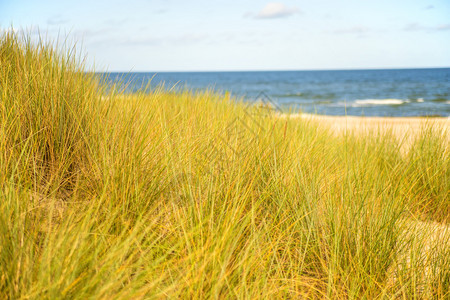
352;99;409;107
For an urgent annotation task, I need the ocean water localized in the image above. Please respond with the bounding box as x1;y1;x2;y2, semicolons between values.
101;68;450;117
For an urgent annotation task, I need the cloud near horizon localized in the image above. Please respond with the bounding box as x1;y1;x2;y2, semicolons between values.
255;2;300;19
47;15;69;26
404;22;450;32
332;26;370;35
119;33;209;47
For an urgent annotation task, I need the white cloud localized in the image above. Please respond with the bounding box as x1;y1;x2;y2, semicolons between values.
47;15;69;26
119;33;209;47
333;26;370;35
436;24;450;31
404;23;425;31
255;3;300;19
404;23;450;32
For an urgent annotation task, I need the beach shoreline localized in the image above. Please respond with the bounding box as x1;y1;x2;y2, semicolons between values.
277;112;449;136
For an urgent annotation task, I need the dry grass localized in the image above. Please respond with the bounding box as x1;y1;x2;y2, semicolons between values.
0;30;449;299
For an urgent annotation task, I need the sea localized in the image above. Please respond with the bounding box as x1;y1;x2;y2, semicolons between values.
100;68;450;117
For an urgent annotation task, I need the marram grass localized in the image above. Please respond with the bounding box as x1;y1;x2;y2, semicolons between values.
0;31;449;299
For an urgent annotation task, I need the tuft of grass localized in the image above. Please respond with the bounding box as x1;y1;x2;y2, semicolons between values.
0;29;103;196
0;30;449;299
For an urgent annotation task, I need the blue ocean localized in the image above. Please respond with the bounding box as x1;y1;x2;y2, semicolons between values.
101;68;450;117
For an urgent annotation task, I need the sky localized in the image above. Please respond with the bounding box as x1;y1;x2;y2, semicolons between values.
1;0;449;71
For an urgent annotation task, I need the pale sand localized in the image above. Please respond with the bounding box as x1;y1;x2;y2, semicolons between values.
278;113;450;147
278;112;449;134
387;219;450;295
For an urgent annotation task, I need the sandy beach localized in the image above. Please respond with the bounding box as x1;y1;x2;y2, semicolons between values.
279;113;450;142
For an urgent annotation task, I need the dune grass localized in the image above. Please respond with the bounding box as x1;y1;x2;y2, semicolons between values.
0;30;449;299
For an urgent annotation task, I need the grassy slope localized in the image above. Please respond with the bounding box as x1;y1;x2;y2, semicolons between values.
0;31;449;299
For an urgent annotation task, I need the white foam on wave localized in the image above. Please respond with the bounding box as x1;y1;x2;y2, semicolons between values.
417;98;424;103
352;99;409;107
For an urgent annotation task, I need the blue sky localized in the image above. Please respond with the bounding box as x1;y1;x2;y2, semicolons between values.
1;0;449;71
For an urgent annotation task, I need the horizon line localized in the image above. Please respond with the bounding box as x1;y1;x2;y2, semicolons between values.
96;66;450;73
